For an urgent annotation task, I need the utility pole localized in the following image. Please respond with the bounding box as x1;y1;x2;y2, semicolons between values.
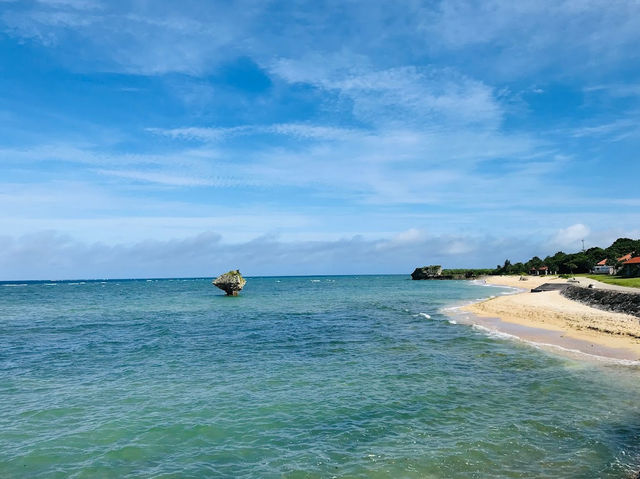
581;239;585;252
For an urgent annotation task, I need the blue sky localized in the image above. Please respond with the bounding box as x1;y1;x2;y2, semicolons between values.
1;0;639;279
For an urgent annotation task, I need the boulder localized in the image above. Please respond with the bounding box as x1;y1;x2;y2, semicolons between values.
212;270;246;296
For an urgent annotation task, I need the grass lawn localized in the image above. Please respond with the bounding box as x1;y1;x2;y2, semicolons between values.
579;274;640;288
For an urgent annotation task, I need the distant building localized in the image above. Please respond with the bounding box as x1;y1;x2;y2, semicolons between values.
620;257;640;277
592;259;614;275
530;266;551;275
592;253;634;275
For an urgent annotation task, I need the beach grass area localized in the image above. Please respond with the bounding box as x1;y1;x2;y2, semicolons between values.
577;274;640;288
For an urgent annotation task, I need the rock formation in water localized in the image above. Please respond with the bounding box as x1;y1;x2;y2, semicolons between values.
212;270;247;296
411;265;443;280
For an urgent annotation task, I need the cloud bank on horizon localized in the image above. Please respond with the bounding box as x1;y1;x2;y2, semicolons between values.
0;0;639;279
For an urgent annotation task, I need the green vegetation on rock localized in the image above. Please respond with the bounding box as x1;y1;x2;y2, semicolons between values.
213;269;247;296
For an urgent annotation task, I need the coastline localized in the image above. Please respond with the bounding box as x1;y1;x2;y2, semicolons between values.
455;275;640;362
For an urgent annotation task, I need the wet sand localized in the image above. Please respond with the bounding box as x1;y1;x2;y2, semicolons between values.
458;275;640;361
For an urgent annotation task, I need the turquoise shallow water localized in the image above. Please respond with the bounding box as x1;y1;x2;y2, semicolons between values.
1;275;640;478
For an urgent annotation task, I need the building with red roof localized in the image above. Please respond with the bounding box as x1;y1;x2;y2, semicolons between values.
529;265;552;276
621;256;640;277
592;253;636;275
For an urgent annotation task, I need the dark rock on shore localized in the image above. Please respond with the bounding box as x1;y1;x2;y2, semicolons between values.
561;285;640;318
213;270;247;296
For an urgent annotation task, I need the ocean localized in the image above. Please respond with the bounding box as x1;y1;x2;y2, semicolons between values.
1;275;639;478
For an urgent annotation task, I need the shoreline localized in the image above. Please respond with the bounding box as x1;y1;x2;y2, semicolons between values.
454;275;640;363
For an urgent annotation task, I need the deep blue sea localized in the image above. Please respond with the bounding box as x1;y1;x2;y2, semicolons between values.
1;275;639;478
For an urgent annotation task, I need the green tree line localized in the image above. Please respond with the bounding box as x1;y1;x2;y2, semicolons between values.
493;237;640;275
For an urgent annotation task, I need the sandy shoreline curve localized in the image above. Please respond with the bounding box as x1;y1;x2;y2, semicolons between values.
457;275;640;362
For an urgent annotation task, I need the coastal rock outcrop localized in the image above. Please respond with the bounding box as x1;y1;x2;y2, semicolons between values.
411;265;443;280
213;270;246;296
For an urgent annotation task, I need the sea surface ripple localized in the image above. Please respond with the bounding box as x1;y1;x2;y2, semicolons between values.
1;276;639;478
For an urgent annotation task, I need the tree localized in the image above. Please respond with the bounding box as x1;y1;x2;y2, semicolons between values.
502;238;638;276
529;256;543;269
605;238;640;259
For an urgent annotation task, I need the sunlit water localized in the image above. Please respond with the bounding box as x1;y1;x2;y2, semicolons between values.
1;276;639;478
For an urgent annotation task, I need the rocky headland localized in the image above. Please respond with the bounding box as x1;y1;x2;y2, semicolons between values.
411;265;471;280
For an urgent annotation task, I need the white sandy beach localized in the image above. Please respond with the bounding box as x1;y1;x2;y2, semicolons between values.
460;276;640;361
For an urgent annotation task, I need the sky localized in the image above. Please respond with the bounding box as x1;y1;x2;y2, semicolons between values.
1;0;639;279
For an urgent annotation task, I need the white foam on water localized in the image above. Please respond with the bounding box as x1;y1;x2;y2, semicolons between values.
472;324;519;340
412;312;458;325
469;324;640;366
2;284;28;287
441;305;464;312
472;280;526;295
528;341;640;366
310;280;321;282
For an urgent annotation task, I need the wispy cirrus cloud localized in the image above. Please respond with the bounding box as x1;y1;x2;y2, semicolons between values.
269;60;503;127
146;124;363;142
570;119;640;142
96;169;221;187
3;0;639;80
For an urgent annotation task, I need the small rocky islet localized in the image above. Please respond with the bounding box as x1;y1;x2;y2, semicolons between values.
212;270;246;296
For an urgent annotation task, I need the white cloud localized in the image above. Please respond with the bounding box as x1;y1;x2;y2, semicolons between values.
421;0;640;78
390;228;426;243
3;0;638;80
96;169;220;187
0;229;539;279
570;119;640;142
269;60;503;127
9;223;632;280
548;223;591;251
1;0;639;275
147;124;362;143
